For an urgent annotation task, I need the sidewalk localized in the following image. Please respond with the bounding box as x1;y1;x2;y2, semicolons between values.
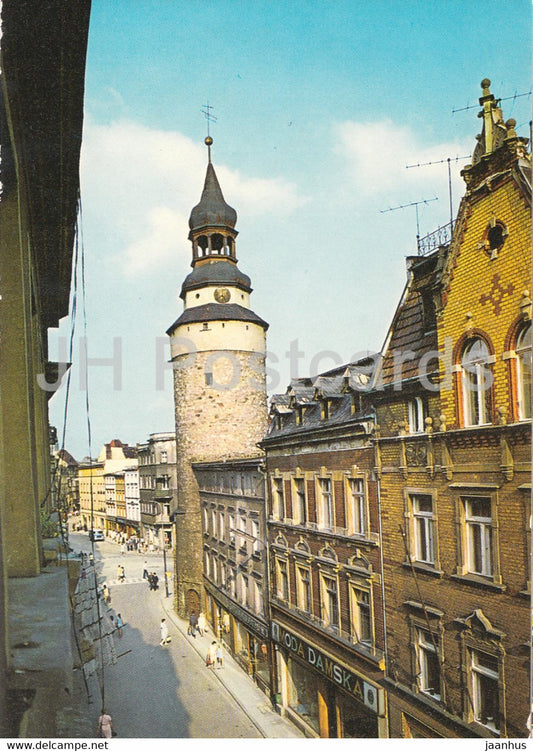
160;595;304;739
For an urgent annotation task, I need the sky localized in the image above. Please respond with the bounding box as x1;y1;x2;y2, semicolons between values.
49;0;532;461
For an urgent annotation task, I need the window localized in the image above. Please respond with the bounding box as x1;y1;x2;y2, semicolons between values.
464;497;493;577
293;478;307;525
229;567;236;597
255;581;264;615
272;478;284;520
228;513;235;546
160;475;169;489
346;478;366;535
241;574;249;607
295;565;312;613
160;450;167;463
238;515;247;548
461;338;492;426
320;574;339;630
204;552;211;578
471;650;500;732
250;519;260;554
276;558;289;601
408;397;426;434
411;494;435;564
211;509;217;537
416;628;441;699
516;323;532;420
350;584;372;645
319;478;334;529
219;511;225;542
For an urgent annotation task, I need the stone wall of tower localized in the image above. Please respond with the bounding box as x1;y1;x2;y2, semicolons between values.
172;336;268;617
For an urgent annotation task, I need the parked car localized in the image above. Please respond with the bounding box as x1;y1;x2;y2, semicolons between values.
89;529;105;541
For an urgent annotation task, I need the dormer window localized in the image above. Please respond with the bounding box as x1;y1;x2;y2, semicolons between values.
296;407;303;426
320;400;330;420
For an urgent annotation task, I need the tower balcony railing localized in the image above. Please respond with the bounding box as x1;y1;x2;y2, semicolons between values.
417;220;455;256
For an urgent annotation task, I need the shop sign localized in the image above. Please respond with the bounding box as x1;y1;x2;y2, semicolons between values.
271;621;384;715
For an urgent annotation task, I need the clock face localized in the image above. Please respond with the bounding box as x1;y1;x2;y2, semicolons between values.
214;287;231;303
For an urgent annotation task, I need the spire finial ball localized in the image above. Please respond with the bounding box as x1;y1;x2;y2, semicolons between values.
481;78;491;90
205;136;213;146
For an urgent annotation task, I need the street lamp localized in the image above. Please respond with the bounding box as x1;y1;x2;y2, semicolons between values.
162;541;170;598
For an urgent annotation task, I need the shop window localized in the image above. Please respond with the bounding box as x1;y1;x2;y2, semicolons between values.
293;477;307;525
416;628;441;700
515;323;532;420
349;583;373;646
409;493;436;565
345;477;366;535
320;573;339;631
461;338;493;426
276;558;289;601
287;658;320;734
272;478;285;520
408;397;426;434
318;477;334;530
295;565;312;614
470;650;500;733
464;496;493;578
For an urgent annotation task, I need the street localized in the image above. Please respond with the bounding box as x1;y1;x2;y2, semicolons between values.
71;533;261;738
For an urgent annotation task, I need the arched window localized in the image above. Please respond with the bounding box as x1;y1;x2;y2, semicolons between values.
461;338;492;426
516;323;531;420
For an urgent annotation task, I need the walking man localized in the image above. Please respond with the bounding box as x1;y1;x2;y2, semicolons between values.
142;561;149;579
116;613;123;638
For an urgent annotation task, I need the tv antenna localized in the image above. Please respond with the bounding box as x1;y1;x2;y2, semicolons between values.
201;102;217;137
380;197;438;253
452;90;531;114
406;155;470;227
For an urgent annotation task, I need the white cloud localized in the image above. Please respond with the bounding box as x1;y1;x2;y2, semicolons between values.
333;118;472;201
80;118;304;276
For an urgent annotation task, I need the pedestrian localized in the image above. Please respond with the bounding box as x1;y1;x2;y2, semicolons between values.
97;708;113;738
197;612;206;636
206;640;217;669
160;618;171;646
121;542;126;555
142;561;149;580
102;583;111;605
188;612;198;637
119;565;125;582
116;563;122;581
116;613;123;638
216;643;224;669
152;572;159;590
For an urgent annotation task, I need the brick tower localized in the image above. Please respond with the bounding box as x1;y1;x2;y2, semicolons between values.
167;137;269;617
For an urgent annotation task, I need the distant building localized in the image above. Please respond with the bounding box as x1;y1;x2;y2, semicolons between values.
124;466;141;533
138;432;177;549
78;439;137;534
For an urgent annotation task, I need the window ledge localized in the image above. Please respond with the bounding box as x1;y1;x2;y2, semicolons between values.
451;573;506;592
402;562;444;578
